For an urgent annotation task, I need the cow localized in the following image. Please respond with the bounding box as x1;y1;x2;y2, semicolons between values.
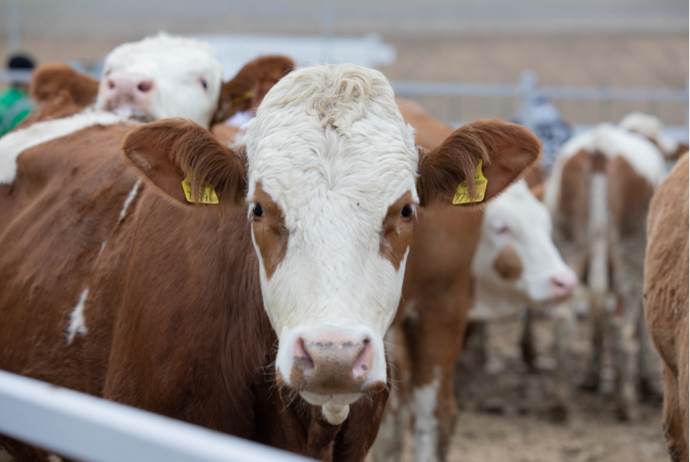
17;33;293;131
619;112;689;162
0;64;540;461
544;123;666;420
644;153;689;462
368;99;541;462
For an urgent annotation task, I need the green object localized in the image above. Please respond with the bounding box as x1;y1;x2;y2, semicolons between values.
0;86;34;137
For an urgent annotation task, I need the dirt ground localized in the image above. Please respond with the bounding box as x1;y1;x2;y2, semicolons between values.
438;314;669;462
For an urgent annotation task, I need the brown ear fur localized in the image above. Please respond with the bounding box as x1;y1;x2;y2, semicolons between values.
123;118;246;205
30;63;99;108
418;119;541;207
212;55;295;124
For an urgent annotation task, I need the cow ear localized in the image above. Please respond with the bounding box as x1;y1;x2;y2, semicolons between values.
30;63;99;108
212;55;295;124
417;119;541;207
123;118;246;206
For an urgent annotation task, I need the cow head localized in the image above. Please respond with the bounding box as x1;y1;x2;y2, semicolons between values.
27;36;294;129
123;64;540;425
472;179;576;316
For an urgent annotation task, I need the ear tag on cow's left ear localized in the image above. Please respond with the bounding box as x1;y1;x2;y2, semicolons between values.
181;177;219;204
452;159;487;205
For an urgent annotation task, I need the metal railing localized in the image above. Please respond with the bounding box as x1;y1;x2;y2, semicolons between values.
391;70;690;134
0;370;314;462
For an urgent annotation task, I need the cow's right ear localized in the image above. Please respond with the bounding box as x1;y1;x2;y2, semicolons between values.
417;119;541;207
123;118;246;206
30;63;99;108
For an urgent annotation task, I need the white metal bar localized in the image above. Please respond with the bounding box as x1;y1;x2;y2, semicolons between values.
0;370;313;462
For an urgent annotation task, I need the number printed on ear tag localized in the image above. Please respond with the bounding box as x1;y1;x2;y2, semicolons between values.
452;159;488;205
181;177;219;204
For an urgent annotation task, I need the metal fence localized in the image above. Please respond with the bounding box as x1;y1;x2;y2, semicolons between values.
0;370;314;462
391;71;689;140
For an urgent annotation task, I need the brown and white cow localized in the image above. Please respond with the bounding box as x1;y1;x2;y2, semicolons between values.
0;64;539;461
544;123;667;420
370;99;541;462
18;33;293;131
644;153;689;462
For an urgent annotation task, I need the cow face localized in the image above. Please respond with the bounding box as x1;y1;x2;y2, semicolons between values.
242;66;418;416
124;63;541;425
95;34;223;127
472;180;577;307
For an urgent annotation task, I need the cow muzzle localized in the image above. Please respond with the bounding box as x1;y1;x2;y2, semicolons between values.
103;73;155;121
277;326;386;425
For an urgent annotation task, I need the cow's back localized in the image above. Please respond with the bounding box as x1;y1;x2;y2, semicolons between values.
0;124;139;389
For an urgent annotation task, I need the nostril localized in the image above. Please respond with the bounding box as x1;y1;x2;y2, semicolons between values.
294;338;314;370
352;339;373;380
107;79;115;90
137;81;153;93
550;274;576;295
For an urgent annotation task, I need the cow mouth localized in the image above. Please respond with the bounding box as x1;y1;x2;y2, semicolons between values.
110;105;154;123
300;391;362;406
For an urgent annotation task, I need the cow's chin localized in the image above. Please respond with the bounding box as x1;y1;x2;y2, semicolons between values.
110;105;154;123
300;391;361;406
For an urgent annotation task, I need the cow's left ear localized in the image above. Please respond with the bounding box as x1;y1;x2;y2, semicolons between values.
212;55;295;124
123;118;246;206
30;63;99;108
417;120;541;207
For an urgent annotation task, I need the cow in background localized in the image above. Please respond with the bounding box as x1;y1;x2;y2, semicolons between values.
18;34;293;131
544;123;666;420
644;153;689;462
619;112;689;162
0;64;540;461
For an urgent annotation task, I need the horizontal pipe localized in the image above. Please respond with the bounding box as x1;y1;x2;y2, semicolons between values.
0;370;313;462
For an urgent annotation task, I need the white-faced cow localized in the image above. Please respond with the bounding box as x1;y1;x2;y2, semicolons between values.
0;64;539;461
19;33;293;131
619;112;689;162
544;123;666;420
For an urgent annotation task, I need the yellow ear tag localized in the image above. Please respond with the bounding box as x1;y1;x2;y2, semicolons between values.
181;177;219;204
452;159;488;205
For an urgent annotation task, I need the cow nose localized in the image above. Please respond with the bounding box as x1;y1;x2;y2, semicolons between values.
293;335;374;392
549;272;577;298
105;74;155;104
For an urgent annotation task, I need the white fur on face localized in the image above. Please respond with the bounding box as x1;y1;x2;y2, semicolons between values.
243;64;418;394
471;180;575;320
94;33;223;127
619;111;679;157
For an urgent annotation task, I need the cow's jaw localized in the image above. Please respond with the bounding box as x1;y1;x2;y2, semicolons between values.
94;33;222;127
244;64;418;424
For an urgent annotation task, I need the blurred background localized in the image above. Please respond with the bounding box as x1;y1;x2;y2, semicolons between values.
0;1;687;460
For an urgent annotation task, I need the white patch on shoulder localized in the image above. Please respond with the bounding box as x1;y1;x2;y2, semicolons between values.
545;124;666;212
66;288;89;345
0;447;14;462
0;110;124;185
412;367;441;462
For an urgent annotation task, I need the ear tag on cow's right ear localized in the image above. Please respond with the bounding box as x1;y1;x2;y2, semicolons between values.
452;159;487;205
181;177;219;204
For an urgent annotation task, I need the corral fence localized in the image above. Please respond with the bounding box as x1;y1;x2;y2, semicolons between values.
390;70;689;141
0;370;315;462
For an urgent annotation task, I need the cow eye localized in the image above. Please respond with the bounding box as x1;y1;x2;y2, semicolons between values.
199;78;208;90
253;204;264;217
495;225;510;235
401;205;413;218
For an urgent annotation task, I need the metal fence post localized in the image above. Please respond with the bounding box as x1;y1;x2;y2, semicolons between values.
520;70;538;132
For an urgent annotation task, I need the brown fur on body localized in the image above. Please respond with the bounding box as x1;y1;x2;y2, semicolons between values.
644;154;689;462
0;122;388;462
